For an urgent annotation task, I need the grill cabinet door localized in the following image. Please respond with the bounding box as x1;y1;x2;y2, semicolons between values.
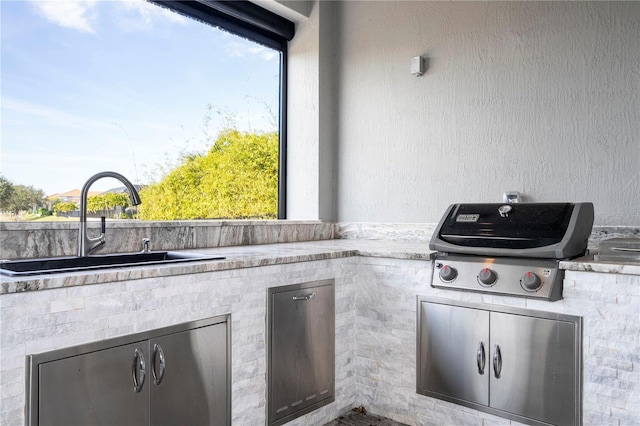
418;301;490;406
269;281;335;426
489;312;577;425
38;341;150;425
149;323;229;426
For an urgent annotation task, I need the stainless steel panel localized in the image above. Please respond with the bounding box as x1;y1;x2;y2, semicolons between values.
268;279;335;426
26;315;230;426
418;301;489;405
431;254;564;301
37;341;150;426
150;323;229;426
490;312;577;425
416;296;582;426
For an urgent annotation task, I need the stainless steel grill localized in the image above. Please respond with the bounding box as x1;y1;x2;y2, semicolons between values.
429;202;594;301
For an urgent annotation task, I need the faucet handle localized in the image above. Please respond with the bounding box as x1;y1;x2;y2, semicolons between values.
142;238;151;253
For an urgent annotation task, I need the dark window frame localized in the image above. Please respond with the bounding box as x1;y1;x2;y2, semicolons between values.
147;1;293;219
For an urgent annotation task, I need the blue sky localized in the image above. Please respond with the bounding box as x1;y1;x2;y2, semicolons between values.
1;0;279;194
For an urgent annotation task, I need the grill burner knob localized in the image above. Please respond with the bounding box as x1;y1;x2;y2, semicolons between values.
439;264;458;282
521;271;542;291
477;268;497;286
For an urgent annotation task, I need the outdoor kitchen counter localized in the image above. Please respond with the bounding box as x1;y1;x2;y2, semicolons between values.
3;240;639;295
0;239;435;294
2;239;639;426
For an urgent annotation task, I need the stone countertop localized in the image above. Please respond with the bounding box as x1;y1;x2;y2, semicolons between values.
0;240;434;294
560;256;640;275
2;239;638;295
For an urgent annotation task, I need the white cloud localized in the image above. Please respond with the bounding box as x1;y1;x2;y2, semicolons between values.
28;0;188;34
29;0;98;33
115;0;188;32
225;41;278;61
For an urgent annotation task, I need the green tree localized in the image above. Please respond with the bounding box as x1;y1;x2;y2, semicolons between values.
6;185;46;215
38;207;52;217
0;175;14;212
87;192;133;218
53;201;78;216
139;129;278;220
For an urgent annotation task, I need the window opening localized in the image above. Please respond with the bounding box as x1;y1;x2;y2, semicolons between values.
0;0;292;221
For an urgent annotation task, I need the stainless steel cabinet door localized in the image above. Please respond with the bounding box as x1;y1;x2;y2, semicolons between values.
150;323;229;426
490;312;577;426
418;301;490;406
38;341;150;426
269;281;335;425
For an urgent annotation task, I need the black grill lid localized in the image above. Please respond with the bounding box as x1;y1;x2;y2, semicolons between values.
429;202;594;259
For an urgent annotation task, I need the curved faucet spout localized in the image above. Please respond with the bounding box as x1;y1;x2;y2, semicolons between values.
78;171;142;257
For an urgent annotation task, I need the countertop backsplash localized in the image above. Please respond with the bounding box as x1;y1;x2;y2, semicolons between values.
335;223;640;254
0;220;334;259
1;220;638;260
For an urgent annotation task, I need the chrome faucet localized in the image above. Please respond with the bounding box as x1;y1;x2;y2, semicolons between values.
78;171;142;257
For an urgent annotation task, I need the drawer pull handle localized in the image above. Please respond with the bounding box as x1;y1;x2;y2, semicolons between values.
132;348;146;393
493;345;502;379
292;292;316;301
477;341;486;375
152;343;166;386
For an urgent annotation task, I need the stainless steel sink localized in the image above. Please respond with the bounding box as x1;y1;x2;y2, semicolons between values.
0;252;225;277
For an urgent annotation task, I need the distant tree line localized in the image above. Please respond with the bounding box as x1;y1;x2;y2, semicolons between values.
0;175;135;219
1;124;278;221
53;193;136;218
0;175;47;216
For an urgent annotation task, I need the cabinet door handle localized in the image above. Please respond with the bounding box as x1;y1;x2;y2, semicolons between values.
476;342;486;375
132;348;146;393
152;343;166;386
493;345;502;379
292;292;316;301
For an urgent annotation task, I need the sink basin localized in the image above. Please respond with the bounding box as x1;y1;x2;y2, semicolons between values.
0;252;225;277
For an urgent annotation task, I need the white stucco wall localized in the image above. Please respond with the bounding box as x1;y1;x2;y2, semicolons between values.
269;1;640;225
333;1;639;225
287;1;336;221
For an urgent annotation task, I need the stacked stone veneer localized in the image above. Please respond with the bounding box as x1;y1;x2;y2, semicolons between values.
565;271;640;425
354;257;640;425
1;256;639;425
0;259;357;426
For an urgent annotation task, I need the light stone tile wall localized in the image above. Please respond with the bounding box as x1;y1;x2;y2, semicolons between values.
564;272;640;426
0;259;356;426
354;257;640;426
1;255;638;426
354;256;520;426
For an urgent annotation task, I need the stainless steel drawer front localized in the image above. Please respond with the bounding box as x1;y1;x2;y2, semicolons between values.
268;279;335;426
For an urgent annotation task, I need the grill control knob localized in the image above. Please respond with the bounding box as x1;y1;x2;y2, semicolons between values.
521;271;542;291
439;264;458;282
477;268;497;286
